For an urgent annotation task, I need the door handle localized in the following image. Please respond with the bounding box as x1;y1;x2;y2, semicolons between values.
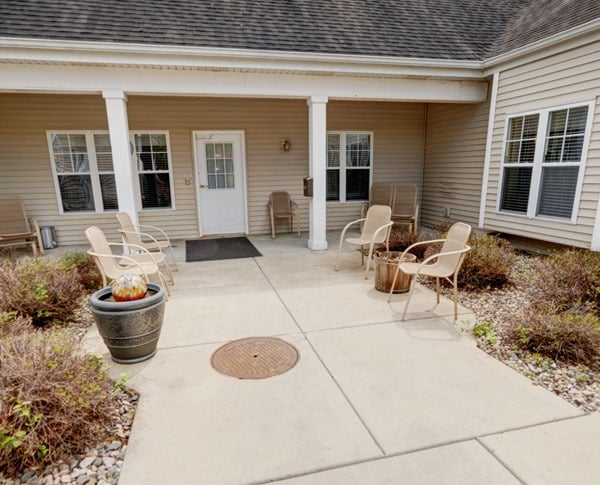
199;184;206;188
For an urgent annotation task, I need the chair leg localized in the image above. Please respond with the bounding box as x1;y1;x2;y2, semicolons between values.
401;276;418;321
360;245;365;267
296;216;301;237
270;210;275;239
334;238;344;271
453;273;458;321
436;277;440;304
364;241;375;279
169;246;179;271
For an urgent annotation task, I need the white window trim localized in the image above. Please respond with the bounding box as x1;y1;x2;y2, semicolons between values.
47;130;114;215
326;131;374;203
129;130;176;212
496;100;595;224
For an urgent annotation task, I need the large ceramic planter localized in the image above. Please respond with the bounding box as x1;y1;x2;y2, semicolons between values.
374;251;417;293
89;283;166;364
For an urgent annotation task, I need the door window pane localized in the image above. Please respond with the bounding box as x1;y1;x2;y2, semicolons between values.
205;143;234;188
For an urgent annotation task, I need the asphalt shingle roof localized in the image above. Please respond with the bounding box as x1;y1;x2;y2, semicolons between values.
0;1;598;61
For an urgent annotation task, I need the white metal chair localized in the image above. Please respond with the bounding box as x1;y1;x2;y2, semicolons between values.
85;226;171;296
335;204;393;278
387;222;472;321
116;212;178;274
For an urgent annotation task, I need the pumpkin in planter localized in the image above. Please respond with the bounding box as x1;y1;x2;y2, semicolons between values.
112;274;148;302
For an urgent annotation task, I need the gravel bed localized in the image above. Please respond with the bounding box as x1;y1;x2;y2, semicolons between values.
456;255;600;413
1;303;138;485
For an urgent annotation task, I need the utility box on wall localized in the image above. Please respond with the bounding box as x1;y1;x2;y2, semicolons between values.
303;177;313;197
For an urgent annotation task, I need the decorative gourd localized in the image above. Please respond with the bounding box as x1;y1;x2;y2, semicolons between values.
112;274;148;302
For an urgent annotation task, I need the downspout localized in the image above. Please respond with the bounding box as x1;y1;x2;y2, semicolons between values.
478;71;499;229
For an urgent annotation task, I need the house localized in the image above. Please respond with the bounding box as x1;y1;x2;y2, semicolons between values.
0;0;599;250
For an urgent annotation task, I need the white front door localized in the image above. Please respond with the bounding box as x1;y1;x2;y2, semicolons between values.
194;131;247;235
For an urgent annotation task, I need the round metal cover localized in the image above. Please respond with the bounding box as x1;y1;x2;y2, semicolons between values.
211;337;299;379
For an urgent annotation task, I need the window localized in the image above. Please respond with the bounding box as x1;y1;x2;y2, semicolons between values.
132;133;173;209
499;102;593;221
48;131;173;213
327;132;372;202
49;132;117;213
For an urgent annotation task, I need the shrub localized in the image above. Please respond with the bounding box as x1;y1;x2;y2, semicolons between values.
508;307;600;364
60;251;103;292
0;257;82;327
0;329;119;474
386;227;440;260
0;312;32;339
458;233;516;290
523;248;600;314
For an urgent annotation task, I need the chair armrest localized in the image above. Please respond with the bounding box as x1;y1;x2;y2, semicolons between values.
87;249;150;281
372;221;394;245
120;229;161;247
397;238;446;262
339;218;366;241
136;224;171;243
410;245;472;278
107;241;160;264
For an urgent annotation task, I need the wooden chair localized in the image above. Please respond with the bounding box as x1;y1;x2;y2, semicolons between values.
0;195;44;256
335;204;393;278
387;222;472;321
268;191;300;239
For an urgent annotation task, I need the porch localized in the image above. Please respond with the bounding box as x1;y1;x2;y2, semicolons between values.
75;232;597;484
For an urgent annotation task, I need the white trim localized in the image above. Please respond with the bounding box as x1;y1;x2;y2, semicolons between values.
307;96;328;251
478;71;499;228
496;100;596;224
0;36;483;79
129;130;177;212
191;130;249;236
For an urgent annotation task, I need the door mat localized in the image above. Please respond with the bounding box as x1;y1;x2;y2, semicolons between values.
211;337;299;379
185;237;261;262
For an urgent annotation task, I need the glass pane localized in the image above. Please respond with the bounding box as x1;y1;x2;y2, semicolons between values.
500;166;532;213
99;174;118;210
326;170;339;201
52;134;71;152
563;136;584;162
54;153;73;173
72;153;89;172
151;134;167;151
214;143;224;159
226;174;234;188
224;143;233;158
139;173;171;208
136;134;151;153
93;134;111;152
96;152;114;172
69;134;87;151
346;149;359;167
225;159;234;173
137;153;154;171
216;174;225;188
327;149;340;168
205;143;214;158
537;166;579;218
566;106;588;135
548;110;567;137
346;169;369;200
519;139;536;163
206;158;216;175
207;174;217;189
523;115;539;138
358;149;371;167
504;141;520;164
153;152;169;171
58;175;95;212
216;159;225;174
327;134;340;150
544;138;563;162
508;117;523;139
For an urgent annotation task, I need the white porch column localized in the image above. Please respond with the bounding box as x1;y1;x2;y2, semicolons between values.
307;95;328;250
102;89;139;226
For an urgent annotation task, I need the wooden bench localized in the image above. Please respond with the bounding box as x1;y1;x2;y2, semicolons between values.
0;195;44;256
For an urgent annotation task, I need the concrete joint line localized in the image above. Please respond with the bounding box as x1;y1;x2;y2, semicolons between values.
475;437;527;485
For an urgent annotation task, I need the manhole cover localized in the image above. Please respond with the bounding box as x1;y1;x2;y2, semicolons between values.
211;337;299;379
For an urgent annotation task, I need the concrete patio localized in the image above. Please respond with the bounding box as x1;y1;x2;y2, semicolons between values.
81;233;599;485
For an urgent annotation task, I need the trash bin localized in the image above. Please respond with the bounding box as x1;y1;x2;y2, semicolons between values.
40;226;57;249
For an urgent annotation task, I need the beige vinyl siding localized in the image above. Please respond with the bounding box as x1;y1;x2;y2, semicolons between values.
326;101;425;230
421;102;490;228
484;40;600;248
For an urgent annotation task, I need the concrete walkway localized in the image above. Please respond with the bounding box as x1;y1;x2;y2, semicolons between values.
83;233;599;485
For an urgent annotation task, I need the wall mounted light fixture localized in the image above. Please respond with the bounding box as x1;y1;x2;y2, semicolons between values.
280;139;291;151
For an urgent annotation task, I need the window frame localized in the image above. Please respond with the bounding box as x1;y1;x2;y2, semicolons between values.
326;131;374;203
497;101;595;224
47;130;116;215
129;130;176;211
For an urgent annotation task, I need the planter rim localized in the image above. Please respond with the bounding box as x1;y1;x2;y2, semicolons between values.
89;283;165;312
